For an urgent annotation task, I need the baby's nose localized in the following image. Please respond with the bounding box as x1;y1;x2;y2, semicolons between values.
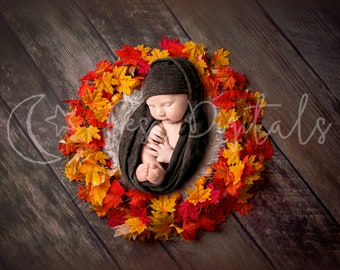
157;108;165;116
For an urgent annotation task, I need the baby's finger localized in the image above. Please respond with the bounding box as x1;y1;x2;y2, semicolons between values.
145;142;160;152
152;125;166;137
144;147;158;157
148;132;164;143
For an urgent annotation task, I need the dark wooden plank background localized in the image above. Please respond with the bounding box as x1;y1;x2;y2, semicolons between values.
0;0;339;270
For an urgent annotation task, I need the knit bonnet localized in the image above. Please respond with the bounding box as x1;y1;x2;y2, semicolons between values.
142;57;200;102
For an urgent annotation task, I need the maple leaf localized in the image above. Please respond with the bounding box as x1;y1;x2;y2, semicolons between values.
214;108;239;129
150;192;180;213
125;217;148;235
193;59;208;76
177;200;200;225
237;185;253;204
237;203;253;215
183;40;205;60
211;48;230;67
136;59;150;76
199;216;217;231
150;211;175;240
135;44;151;59
180;222;200;241
207;183;221;204
90;179;111;207
211;157;233;184
217;67;236;90
95;72;117;94
186;180;211;205
77;184;91;202
95;60;114;76
229;162;245;185
80;70;98;81
75;125;101;144
114;45;142;65
222;141;243;165
212;90;237;111
97;180;125;216
146;48;169;63
224;120;244;142
113;223;131;238
225;181;244;196
127;189;153;207
111;66;136;95
65;110;84;131
107;208;126;228
128;206;152;225
64;153;83;181
77;81;95;97
79;159;106;186
159;36;188;57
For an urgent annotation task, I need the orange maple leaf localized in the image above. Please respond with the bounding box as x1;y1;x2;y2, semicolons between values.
150;192;180;213
125;217;147;235
186;179;211;205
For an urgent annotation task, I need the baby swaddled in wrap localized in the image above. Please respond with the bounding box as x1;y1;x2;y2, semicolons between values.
119;57;209;194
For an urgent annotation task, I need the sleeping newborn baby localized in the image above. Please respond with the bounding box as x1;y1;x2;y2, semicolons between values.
119;57;208;194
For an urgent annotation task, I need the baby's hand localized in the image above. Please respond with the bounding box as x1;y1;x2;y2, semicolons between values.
147;124;166;144
156;137;174;163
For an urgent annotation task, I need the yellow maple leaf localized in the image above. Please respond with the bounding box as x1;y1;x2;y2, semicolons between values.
146;48;169;63
90;179;111;206
150;211;175;240
64;153;84;181
186;180;211;205
75;125;101;144
229;161;245;185
222;141;243;165
183;40;205;60
125;217;147;235
135;44;151;59
211;48;230;67
111;66;136;95
193;59;208;76
79;159;106;186
215;108;239;128
84;150;108;165
150;192;180;213
95;72;117;94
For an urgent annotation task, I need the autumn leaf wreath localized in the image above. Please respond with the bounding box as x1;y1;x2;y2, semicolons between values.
59;36;273;241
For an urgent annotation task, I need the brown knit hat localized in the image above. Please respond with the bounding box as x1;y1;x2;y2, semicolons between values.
142;57;191;101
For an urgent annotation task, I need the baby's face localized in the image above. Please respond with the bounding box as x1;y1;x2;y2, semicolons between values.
146;94;188;124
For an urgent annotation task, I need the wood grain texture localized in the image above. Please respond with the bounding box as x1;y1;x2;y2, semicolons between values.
0;2;179;269
165;0;340;223
0;0;339;269
257;0;340;98
237;146;340;269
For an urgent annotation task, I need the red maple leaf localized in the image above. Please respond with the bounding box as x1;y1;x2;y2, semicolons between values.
107;208;126;227
242;136;274;160
177;200;200;225
101;180;125;211
181;222;200;241
115;46;142;65
159;36;189;57
127;189;153;208
224;120;245;142
128;206;152;225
